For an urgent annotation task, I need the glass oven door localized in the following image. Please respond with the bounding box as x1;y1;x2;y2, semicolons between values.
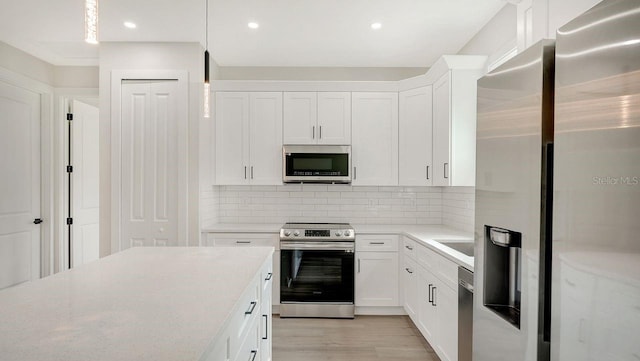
280;243;355;303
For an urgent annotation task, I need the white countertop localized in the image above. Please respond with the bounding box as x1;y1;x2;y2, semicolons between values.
0;247;274;361
202;223;475;271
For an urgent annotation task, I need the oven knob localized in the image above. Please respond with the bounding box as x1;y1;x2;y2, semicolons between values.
344;230;351;237
284;230;291;237
335;231;342;237
293;230;300;237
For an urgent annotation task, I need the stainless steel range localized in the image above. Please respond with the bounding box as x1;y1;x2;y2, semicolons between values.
279;223;355;318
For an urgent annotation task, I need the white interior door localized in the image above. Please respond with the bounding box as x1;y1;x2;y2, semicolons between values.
71;100;99;266
120;81;180;247
0;81;41;289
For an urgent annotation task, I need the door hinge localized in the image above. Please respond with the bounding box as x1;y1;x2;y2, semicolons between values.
67;113;73;121
66;218;73;225
66;165;73;173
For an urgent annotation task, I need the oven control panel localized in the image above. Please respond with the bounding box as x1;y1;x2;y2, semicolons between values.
280;223;355;241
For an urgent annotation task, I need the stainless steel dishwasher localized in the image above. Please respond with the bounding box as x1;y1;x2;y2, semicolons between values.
458;266;474;361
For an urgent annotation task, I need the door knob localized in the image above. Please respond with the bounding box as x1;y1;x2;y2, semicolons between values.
33;218;43;224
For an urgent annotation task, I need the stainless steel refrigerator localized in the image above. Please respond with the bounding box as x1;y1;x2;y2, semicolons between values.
473;1;640;361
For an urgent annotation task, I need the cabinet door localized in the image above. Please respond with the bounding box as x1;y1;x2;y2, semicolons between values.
356;251;399;307
399;86;433;186
435;283;458;361
403;256;419;321
283;92;317;144
249;92;283;185
260;261;273;361
352;92;399;186
418;266;438;344
215;92;250;185
317;92;351;145
433;73;451;186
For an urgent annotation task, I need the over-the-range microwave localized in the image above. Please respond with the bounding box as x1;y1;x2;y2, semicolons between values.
283;145;351;184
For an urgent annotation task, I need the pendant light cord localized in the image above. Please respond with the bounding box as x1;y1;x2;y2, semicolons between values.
205;0;209;51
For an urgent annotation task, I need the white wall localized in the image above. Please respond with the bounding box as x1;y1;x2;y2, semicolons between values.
547;0;601;36
458;4;518;70
54;66;99;89
216;66;428;81
99;42;204;256
0;41;55;86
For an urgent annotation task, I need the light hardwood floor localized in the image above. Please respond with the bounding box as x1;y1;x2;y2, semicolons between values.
272;315;440;361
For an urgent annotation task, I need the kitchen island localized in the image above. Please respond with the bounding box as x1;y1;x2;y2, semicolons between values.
0;247;274;361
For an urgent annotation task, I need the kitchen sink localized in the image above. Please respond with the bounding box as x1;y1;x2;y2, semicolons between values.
439;241;475;257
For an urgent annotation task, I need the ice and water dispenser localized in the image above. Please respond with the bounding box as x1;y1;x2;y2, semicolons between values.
483;225;522;329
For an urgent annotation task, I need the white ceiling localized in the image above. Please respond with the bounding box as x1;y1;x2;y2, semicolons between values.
0;0;506;67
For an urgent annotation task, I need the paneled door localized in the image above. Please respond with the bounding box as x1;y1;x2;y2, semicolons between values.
120;81;181;248
71;100;99;266
0;81;41;289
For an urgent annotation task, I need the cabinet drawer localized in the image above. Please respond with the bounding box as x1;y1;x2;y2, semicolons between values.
211;233;279;248
416;243;436;271
234;318;259;361
403;237;418;259
357;235;398;252
436;256;459;290
226;274;260;357
261;260;274;294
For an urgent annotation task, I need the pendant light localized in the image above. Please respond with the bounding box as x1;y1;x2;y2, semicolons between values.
203;0;211;118
85;0;99;44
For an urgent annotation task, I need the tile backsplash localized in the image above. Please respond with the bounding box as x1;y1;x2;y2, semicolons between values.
442;186;475;233
201;184;476;231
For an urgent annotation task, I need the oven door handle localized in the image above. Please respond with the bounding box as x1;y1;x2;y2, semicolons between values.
280;242;355;252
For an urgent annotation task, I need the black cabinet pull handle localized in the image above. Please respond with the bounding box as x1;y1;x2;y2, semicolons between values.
405;268;413;274
426;165;430;180
432;286;437;306
262;314;268;340
33;218;43;225
444;163;449;179
245;301;257;315
265;272;273;281
249;350;258;361
428;284;433;303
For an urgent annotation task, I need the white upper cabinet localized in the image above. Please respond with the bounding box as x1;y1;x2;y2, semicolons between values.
317;92;351;145
283;92;351;145
215;92;249;185
432;67;483;187
283;92;317;145
399;86;433;186
215;92;283;185
249;93;283;185
351;92;399;186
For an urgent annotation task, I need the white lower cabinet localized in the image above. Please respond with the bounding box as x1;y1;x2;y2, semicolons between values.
403;255;419;320
417;265;438;342
355;235;400;307
204;233;280;307
205;257;272;361
403;237;460;361
435;282;458;361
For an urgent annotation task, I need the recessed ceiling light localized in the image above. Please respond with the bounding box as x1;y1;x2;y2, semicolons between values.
124;21;137;29
248;22;259;29
371;22;382;30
